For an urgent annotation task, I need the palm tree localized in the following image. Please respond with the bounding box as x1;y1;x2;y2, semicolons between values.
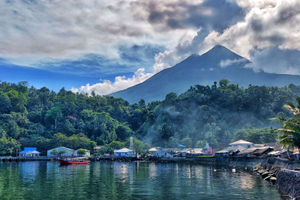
276;98;300;155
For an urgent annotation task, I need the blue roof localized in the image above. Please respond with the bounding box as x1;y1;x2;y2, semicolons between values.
19;147;37;153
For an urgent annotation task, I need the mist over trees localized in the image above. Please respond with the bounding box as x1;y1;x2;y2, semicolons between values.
0;80;299;155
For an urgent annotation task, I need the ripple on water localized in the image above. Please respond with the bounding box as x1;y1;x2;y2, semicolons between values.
0;161;284;200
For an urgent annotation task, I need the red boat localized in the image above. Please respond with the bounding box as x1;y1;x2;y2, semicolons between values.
59;158;89;165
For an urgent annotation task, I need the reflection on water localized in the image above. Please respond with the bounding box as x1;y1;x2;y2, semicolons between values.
20;161;40;183
240;172;256;190
0;161;283;200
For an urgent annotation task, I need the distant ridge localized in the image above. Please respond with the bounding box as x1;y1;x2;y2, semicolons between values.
111;45;300;103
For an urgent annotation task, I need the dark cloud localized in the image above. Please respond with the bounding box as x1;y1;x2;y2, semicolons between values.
144;0;245;32
36;44;162;76
250;18;263;32
276;6;300;24
250;47;300;74
119;44;164;66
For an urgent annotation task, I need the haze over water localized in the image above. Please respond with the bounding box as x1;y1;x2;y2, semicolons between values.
0;161;282;200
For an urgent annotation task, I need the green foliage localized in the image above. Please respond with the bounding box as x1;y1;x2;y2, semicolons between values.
0;131;20;156
276;99;300;148
58;150;66;155
52;133;96;150
51;149;58;155
125;137;149;155
0;80;299;155
138;80;294;148
0;92;11;113
76;148;88;155
100;141;125;154
233;128;278;144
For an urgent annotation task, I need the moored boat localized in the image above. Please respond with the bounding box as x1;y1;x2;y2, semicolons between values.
59;157;89;165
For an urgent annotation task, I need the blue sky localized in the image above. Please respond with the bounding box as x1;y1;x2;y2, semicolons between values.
0;0;299;94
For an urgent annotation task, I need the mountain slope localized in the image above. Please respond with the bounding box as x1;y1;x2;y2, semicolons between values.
111;45;300;103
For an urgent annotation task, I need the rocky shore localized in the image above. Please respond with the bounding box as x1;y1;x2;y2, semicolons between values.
93;156;300;199
255;158;300;199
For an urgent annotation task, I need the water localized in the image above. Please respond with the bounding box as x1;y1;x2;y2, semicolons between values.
0;161;283;200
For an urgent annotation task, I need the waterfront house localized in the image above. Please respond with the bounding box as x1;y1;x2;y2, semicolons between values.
19;147;40;157
253;146;274;157
186;148;204;157
47;147;74;157
237;146;273;157
215;149;230;157
267;151;281;157
174;148;188;157
114;148;135;157
149;147;173;158
74;149;90;157
229;140;254;150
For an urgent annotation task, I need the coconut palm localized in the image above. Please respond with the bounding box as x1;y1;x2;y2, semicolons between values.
277;98;300;150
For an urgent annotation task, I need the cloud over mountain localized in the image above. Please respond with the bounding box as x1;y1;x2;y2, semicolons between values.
71;68;152;96
0;0;299;96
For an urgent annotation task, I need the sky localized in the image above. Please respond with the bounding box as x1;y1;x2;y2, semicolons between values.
0;0;300;94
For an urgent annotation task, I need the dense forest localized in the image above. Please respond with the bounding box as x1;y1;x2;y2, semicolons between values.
0;79;299;155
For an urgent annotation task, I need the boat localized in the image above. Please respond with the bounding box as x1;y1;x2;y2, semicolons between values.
59;157;90;165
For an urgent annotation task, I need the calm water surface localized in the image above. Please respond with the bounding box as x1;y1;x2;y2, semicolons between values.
0;161;283;200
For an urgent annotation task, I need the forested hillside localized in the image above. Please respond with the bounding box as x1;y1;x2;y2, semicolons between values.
0;80;299;155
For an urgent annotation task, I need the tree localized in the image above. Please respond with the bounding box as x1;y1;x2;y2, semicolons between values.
77;148;88;156
164;92;177;103
45;106;63;130
0;93;11;113
219;79;229;88
0;131;20;156
100;141;125;154
116;124;133;141
276;98;300;149
125;137;149;155
58;150;66;156
233;128;277;144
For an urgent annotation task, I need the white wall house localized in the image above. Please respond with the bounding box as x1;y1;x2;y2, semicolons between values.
47;147;74;157
19;147;41;157
114;148;135;157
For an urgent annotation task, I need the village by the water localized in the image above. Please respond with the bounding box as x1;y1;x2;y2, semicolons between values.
2;137;299;199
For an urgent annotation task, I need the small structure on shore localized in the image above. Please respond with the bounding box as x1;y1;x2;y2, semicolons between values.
19;147;40;157
47;147;74;157
149;147;173;158
114;148;135;157
237;146;273;157
215;149;230;157
186;148;204;157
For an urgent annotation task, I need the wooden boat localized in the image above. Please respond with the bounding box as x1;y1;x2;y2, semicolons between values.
59;158;89;165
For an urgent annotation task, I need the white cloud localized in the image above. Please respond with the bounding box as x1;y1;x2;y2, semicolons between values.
2;0;300;95
71;68;152;95
0;0;191;64
220;58;247;68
